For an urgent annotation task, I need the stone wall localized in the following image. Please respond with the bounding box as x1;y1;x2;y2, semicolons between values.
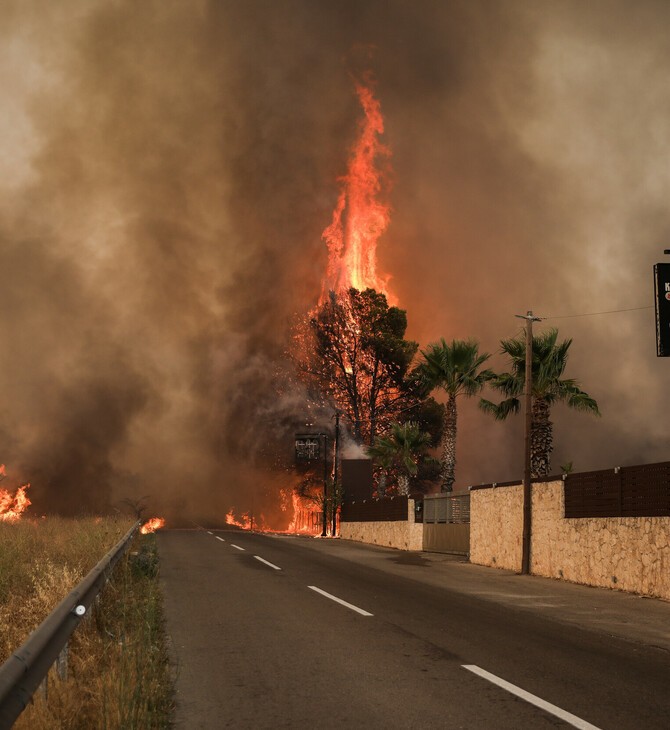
470;484;523;570
339;499;423;551
471;480;670;600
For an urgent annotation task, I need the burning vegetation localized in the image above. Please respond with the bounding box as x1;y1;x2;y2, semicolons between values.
140;517;166;534
0;465;31;523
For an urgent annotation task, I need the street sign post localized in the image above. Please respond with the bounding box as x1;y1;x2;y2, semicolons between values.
295;432;329;536
294;434;322;461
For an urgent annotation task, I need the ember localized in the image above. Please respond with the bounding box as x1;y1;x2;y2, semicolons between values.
140;517;166;534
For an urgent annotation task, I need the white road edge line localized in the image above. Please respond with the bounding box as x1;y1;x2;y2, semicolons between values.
215;536;225;542
462;665;602;730
308;586;373;617
254;555;281;570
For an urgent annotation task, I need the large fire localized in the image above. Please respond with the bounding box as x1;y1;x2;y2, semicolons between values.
286;70;396;536
140;517;166;534
0;465;31;523
321;72;394;302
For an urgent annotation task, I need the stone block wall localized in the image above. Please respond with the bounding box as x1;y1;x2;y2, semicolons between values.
470;484;523;570
532;481;670;600
470;479;670;600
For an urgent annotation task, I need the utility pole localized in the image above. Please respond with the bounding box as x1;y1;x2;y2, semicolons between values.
321;433;328;537
515;310;542;575
332;412;340;537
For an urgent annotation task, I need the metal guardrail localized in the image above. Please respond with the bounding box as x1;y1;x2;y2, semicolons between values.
0;520;140;729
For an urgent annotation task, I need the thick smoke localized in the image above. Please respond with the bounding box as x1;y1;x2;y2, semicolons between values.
0;1;668;520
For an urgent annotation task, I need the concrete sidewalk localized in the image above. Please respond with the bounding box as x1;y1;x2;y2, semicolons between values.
280;535;670;653
419;552;670;653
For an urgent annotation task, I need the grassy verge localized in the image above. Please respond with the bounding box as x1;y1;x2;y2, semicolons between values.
0;517;174;729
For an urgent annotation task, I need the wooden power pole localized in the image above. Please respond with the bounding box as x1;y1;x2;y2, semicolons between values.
516;310;541;575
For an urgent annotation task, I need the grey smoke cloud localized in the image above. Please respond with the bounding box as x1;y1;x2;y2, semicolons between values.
0;1;668;519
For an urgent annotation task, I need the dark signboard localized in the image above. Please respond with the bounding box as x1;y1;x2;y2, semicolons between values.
341;459;373;501
295;434;322;462
654;263;670;356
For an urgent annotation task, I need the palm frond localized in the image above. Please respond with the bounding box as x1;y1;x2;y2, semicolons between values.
418;338;492;397
479;397;520;420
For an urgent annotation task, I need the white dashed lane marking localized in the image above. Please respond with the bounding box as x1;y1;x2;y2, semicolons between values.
254;556;281;570
462;665;602;730
308;586;373;617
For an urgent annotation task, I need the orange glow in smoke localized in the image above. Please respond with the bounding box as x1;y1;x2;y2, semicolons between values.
321;74;394;303
140;517;166;534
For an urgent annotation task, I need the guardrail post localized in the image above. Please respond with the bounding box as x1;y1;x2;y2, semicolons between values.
56;644;68;682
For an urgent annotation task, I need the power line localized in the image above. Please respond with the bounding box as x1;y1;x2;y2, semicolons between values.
542;305;653;320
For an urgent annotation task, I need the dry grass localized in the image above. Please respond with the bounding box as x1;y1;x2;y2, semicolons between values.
0;517;173;728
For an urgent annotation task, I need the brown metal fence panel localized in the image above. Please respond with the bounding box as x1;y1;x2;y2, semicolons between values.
564;461;670;518
340;496;408;522
621;462;670;517
564;468;622;518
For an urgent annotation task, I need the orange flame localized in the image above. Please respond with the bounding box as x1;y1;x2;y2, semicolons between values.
287;491;321;535
140;517;166;534
225;510;252;530
321;73;394;302
0;484;31;523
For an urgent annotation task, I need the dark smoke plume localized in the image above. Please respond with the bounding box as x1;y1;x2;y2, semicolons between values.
0;1;668;520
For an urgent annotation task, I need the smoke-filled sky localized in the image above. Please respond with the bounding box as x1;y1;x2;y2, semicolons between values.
1;0;668;519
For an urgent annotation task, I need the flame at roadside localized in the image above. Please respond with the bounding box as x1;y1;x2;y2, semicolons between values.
140;517;166;534
226;509;254;530
286;490;321;535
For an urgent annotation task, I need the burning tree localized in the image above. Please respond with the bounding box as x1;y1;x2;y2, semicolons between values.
289;67;443;507
297;287;420;446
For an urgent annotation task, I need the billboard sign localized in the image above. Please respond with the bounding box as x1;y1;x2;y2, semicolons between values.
654;263;670;356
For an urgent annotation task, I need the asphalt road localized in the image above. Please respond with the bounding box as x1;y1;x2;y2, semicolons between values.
157;529;670;729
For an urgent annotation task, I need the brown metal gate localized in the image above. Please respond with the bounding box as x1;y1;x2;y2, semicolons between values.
422;491;470;555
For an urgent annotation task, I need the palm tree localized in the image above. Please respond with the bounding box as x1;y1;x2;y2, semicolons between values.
414;339;494;492
480;328;600;477
366;421;432;496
